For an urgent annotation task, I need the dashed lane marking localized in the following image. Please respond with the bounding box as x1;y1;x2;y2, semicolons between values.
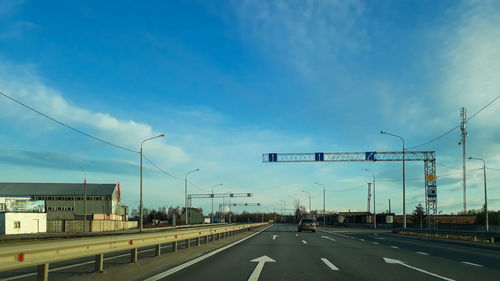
416;252;430;255
391;246;399;249
461;262;483;267
302;240;308;244
321;258;340;271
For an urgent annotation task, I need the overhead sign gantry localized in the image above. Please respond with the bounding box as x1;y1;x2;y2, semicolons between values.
262;151;438;229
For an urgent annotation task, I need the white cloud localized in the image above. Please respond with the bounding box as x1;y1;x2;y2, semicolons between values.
0;63;189;168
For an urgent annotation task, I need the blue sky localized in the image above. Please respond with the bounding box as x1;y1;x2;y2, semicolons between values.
1;0;500;216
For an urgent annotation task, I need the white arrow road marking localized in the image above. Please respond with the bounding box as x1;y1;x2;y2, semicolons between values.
144;225;272;281
302;240;308;244
461;262;483;267
321;236;336;242
272;235;278;240
416;252;429;255
248;255;276;281
383;257;455;281
321;258;339;271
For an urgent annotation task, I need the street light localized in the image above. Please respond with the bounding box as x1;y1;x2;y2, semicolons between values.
365;169;376;229
302;190;311;214
79;166;87;232
314;182;326;226
211;183;223;223
468;157;489;232
185;168;200;225
380;130;406;229
140;133;165;232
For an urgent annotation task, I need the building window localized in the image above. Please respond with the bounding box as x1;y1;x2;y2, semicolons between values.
14;221;21;229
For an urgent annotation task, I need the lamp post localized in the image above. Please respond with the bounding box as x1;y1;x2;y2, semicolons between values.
211;183;223;223
302;190;311;214
380;130;406;229
185;169;200;225
139;134;165;232
365;169;376;229
469;157;489;232
79;166;87;232
288;195;298;223
314;182;326;226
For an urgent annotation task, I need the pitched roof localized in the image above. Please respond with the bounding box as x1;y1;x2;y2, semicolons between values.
0;182;117;196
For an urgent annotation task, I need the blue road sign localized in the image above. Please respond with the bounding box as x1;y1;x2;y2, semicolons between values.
365;152;375;161
315;153;324;161
268;153;278;162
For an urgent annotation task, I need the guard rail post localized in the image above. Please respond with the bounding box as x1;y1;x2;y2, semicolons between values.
95;254;104;272
173;241;178;251
131;248;138;263
155;244;161;256
37;264;49;281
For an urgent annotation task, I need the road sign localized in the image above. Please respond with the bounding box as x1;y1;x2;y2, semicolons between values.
365;152;376;161
268;153;277;162
315;152;324;161
427;174;435;182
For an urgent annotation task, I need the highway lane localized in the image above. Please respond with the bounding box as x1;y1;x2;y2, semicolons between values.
145;224;500;281
340;230;500;269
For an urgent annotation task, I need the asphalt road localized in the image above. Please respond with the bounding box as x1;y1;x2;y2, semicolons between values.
2;224;500;281
145;224;500;281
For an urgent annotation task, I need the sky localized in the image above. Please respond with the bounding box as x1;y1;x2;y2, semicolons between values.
1;0;500;216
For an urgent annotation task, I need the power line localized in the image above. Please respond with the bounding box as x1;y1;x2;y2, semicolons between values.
326;184;366;192
408;94;500;149
0;91;139;154
377;168;483;182
142;155;184;181
436;162;462;170
142;155;210;192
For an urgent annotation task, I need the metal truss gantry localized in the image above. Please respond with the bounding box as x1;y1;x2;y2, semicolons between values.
187;192;253;208
262;151;438;229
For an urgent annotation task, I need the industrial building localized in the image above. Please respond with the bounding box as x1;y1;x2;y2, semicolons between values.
0;182;135;232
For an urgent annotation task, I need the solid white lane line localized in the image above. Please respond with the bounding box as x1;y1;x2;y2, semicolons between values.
321;258;339;271
302;240;308;244
144;225;272;281
461;262;483;267
391;246;399;249
416;252;429;255
383;257;454;281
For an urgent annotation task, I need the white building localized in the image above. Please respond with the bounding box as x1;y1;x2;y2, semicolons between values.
0;196;47;235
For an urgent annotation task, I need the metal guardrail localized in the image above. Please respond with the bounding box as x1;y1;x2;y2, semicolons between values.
0;222;268;280
393;228;499;243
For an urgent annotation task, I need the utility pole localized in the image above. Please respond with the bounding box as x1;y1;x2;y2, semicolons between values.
367;183;371;213
389;198;391;213
459;107;467;214
79;166;87;232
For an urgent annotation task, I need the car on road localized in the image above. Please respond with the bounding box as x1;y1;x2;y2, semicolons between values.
298;218;316;232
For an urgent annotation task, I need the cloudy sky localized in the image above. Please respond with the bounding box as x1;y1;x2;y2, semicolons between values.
1;0;500;216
